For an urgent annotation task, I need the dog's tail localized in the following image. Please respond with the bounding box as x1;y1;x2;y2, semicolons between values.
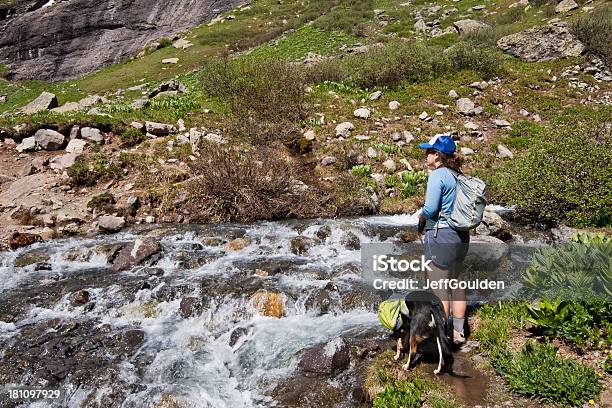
431;300;454;371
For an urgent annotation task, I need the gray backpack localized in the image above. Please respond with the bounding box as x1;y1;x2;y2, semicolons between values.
439;169;487;231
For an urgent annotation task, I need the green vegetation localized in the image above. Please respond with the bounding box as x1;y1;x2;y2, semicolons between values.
491;121;612;227
527;299;612;351
313;0;374;36
522;238;612;299
400;170;428;198
373;370;428;408
491;342;602;407
67;153;122;186
571;5;612;68
351;164;372;177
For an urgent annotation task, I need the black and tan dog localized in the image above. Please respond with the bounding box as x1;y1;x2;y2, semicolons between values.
389;291;453;374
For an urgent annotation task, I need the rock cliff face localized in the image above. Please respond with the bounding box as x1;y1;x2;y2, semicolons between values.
0;0;245;81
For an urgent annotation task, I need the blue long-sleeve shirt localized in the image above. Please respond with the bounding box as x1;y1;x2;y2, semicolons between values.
422;167;457;230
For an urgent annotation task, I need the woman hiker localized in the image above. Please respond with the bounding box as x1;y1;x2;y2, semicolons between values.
417;134;470;345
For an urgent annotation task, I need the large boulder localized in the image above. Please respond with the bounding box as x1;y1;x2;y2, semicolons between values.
98;215;126;232
298;337;350;375
453;19;491;35
80;127;104;144
466;235;509;268
65;139;87;154
8;232;43;250
145;121;174;136
149;80;187;98
21;92;58;114
34;129;65;151
111;238;161;272
496;21;584;62
555;0;578;13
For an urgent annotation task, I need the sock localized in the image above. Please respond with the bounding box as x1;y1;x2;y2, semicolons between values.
453;317;465;333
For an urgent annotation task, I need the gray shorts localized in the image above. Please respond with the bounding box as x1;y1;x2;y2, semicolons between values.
424;228;470;269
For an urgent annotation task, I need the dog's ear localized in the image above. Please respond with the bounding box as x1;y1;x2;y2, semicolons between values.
428;314;436;328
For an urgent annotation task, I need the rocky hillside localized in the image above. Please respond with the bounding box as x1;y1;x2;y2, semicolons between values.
0;0;246;80
0;0;610;246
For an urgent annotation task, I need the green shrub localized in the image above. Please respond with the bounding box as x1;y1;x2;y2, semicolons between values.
67;153;122;186
492;342;602;406
313;0;374;36
201;58;308;144
491;122;612;227
571;5;612;68
158;38;172;48
351;164;372;177
119;128;145;147
444;42;503;80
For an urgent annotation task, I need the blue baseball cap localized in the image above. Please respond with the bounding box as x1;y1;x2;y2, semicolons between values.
418;134;456;155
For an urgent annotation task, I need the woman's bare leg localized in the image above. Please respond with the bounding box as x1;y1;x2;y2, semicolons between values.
427;263;450;317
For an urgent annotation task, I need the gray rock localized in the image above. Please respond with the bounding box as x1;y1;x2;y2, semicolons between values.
448;89;459;99
145;121;174;136
31;157;47;172
189;128;202;150
335;122;355;138
303;130;316;141
354;108;371;119
162;58;179;64
366;147;378;159
555;0;578;13
69;126;80;140
172;38;193;49
493;119;512;128
52;94;107;113
382;159;396;172
456;98;475;115
34;129;65;151
21;92;58;114
131;99;150;110
418;111;430;121
368;90;383;100
464;121;479;130
321;156;337;166
16;136;37;152
176;134;190;145
80;127;104;144
149;79;187;98
298;337;350;375
388;100;400;110
65;139;87;154
21;163;34;177
203;133;226;144
497;144;514;159
472;5;485;10
453;19;491;35
466;235;509;268
460;147;474;156
497;21;584;62
111;238;161;272
0;95;6;103
414;19;427;32
49;154;78;171
98;215;126;232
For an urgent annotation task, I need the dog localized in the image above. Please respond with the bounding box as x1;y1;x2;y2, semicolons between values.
388;291;453;374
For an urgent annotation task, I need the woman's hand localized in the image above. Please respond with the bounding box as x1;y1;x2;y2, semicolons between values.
418;213;426;234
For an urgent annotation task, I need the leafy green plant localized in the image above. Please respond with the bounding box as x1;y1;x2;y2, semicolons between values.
351;164;372;177
400;170;428;198
373;369;427;408
527;298;611;350
571;5;612;68
522;241;612;299
384;174;398;187
492;342;602;406
378;143;402;155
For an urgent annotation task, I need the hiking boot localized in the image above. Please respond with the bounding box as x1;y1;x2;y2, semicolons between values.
453;329;466;345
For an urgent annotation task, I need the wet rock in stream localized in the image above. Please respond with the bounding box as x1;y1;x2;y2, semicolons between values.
111;238;162;271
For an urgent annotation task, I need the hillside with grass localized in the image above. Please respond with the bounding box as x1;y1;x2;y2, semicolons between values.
0;0;610;237
0;1;611;407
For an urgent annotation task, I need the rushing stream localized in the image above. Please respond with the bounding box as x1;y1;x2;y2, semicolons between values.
0;213;548;407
